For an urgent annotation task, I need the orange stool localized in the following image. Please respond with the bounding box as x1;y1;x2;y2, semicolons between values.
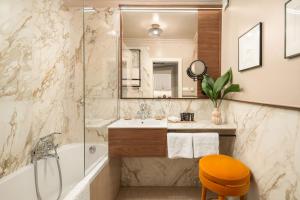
199;154;250;200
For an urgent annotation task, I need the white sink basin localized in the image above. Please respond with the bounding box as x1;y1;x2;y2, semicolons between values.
108;119;167;129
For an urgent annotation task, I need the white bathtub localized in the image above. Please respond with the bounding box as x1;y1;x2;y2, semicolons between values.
85;143;108;174
0;143;108;200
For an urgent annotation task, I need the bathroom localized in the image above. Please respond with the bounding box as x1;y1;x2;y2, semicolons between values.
0;0;299;199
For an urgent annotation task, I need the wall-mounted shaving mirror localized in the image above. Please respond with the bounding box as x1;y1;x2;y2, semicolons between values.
120;6;222;99
187;60;207;81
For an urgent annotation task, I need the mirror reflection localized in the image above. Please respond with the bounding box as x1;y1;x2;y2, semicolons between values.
121;9;199;98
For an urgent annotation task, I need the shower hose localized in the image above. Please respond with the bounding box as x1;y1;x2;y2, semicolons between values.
33;152;62;200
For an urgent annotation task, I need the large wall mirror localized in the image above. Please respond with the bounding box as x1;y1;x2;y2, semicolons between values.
120;7;221;99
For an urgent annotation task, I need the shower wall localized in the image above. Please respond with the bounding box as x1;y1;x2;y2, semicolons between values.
0;0;84;178
84;7;119;147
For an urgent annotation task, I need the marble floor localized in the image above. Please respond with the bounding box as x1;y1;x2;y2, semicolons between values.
116;187;217;200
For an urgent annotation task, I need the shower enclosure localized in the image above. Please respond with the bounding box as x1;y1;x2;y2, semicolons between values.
84;5;120;174
0;0;119;199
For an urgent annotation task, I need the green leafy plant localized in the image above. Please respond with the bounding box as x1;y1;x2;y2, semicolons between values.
202;68;241;108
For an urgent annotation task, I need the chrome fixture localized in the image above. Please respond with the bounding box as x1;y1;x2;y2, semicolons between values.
89;145;96;154
148;24;163;37
137;103;151;120
31;132;62;200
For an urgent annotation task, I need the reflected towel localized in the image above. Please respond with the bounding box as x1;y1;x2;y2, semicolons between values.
167;133;193;159
193;133;219;158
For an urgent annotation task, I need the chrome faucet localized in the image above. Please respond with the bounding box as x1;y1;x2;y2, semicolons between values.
137;103;151;120
31;132;62;200
31;132;61;162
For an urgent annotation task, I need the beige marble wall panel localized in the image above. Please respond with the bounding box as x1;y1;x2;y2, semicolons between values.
119;99;213;120
222;100;300;199
84;7;119;148
0;0;84;178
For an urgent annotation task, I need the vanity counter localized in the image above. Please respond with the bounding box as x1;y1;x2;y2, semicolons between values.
167;120;236;136
108;119;236;157
108;119;236;136
167;120;236;130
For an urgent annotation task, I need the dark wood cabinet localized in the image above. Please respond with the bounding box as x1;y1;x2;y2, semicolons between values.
108;128;167;157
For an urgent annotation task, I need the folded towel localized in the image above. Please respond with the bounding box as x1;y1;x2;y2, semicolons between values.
167;133;193;159
193;133;219;158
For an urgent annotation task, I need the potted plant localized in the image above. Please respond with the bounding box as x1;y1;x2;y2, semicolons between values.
201;68;241;125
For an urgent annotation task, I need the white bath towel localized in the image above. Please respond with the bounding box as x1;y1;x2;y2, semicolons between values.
193;133;219;158
167;133;193;159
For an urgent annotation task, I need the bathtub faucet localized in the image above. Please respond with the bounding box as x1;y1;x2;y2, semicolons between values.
31;132;63;200
31;132;62;162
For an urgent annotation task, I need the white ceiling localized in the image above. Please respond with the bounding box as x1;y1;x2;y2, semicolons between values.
123;11;198;39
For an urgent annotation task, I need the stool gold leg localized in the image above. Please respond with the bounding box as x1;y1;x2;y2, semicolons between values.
218;196;225;200
201;186;207;200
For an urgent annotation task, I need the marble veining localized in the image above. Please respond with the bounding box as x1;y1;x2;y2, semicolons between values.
0;0;84;178
222;101;300;199
120;99;213;121
84;7;119;144
121;158;199;187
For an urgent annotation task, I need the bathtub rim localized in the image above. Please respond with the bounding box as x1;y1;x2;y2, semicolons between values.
62;154;109;200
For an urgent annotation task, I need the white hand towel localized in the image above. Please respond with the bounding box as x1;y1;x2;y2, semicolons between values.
193;133;219;158
167;133;193;159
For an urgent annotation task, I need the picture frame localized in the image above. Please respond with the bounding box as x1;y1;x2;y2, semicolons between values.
238;22;262;72
285;0;300;59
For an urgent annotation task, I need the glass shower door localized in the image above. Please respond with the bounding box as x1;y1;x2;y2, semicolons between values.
83;4;120;173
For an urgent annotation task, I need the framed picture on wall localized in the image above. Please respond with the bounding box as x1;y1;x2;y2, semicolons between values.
238;23;262;71
285;0;300;58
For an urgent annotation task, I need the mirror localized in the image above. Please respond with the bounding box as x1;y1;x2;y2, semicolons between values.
121;8;199;98
187;60;207;81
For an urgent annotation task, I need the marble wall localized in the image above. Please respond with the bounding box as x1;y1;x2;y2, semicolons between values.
84;7;119;147
222;101;300;199
0;0;84;178
119;99;213;120
84;7;119;122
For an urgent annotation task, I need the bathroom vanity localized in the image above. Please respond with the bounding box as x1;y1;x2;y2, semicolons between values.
108;119;236;157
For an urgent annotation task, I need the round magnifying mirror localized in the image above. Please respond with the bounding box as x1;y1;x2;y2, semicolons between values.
187;60;207;81
191;60;206;75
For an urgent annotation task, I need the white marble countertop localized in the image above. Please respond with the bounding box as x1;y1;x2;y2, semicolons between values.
107;119;168;129
108;119;236;132
167;120;236;130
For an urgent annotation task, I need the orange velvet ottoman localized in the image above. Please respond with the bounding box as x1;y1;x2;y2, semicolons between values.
199;154;250;200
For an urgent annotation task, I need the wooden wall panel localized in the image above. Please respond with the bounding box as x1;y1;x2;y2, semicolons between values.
197;10;222;97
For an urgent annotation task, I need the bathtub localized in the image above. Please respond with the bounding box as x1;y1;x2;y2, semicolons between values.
0;143;108;200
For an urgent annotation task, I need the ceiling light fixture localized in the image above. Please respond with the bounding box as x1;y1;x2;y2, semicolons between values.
148;24;163;38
